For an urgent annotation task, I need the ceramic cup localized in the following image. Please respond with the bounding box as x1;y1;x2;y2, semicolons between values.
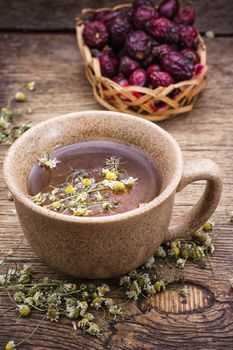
3;111;223;278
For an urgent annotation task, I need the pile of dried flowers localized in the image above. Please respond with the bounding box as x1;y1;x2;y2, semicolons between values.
1;221;216;349
32;156;137;216
0;82;35;145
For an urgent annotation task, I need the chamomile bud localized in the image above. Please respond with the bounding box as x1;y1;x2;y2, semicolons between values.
15;91;26;102
19;304;31;317
82;178;91;187
203;221;214;232
105;171;117;181
64;185;76;194
5;341;16;350
113;181;125;192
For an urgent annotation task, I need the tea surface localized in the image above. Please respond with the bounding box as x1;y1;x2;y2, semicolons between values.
27;140;161;216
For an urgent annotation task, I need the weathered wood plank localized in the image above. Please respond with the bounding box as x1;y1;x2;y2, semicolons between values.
0;0;233;35
0;33;233;349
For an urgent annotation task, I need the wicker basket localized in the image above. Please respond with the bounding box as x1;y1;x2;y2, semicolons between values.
76;4;208;122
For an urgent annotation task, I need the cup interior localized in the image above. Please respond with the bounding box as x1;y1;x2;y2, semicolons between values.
3;111;183;218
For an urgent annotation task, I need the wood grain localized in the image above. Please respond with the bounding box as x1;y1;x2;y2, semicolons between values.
0;0;233;35
0;32;233;349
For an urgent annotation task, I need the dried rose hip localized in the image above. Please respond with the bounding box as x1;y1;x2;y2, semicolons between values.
179;24;198;48
147;64;162;75
126;31;151;61
148;18;179;44
133;5;158;30
99;51;118;78
129;68;148;86
161;52;194;81
83;21;109;49
153;43;173;60
158;0;180;19
174;6;196;25
119;56;140;76
113;74;130;86
133;0;154;9
180;48;200;65
150;71;174;88
109;15;132;49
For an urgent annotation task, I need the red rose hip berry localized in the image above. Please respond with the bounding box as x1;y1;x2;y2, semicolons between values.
133;5;158;30
99;51;118;78
126;30;151;61
161;52;194;81
83;21;109;49
179;25;198;48
158;0;180;19
150;71;174;88
129;68;148;86
174;6;196;25
119;56;140;77
147;64;162;75
180;48;200;65
109;15;132;49
148;18;179;43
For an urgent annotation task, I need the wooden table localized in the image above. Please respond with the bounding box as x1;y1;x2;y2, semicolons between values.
0;1;233;349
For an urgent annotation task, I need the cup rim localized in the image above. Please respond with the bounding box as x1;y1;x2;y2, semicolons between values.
3;111;183;223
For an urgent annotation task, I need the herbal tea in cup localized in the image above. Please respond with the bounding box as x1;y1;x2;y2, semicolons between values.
27;141;161;217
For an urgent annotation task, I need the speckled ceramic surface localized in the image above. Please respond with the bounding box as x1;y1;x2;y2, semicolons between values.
3;111;223;278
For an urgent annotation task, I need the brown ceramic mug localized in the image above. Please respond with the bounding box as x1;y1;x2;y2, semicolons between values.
3;111;223;278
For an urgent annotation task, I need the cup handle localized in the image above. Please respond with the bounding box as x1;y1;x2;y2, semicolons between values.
167;159;223;240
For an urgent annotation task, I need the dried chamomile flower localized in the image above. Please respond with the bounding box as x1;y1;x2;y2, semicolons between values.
138;273;151;287
47;307;60;322
38;154;60;169
15;91;26;102
97;284;110;297
145;285;156;296
126;281;141;300
102;202;113;211
83;312;94;321
176;258;186;269
82;291;89;300
203;220;214;232
180;245;191;259
27;81;35;91
5;340;16;350
154;246;167;258
121;177;137;187
64;185;76;194
77;301;88;316
63;283;77;292
154;280;165;292
19;304;31;317
86;322;101;337
144;256;155;269
191;245;204;260
105;171;118;181
119;275;131;287
78;317;90;330
91;297;103;309
113;181;125;192
67;307;80;319
73;207;90;217
109;305;122;317
104;298;114;308
13;291;25;303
